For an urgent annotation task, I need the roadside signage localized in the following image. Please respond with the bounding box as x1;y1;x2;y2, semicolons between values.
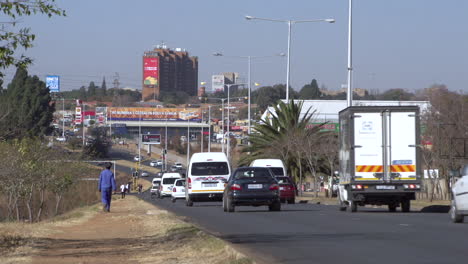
142;134;161;144
46;75;60;93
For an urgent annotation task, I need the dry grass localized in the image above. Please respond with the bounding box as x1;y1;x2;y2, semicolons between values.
0;196;253;264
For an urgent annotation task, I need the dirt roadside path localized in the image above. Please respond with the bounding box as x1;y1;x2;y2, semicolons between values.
0;196;252;264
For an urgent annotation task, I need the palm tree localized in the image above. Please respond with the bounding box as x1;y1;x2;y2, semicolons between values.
240;100;323;187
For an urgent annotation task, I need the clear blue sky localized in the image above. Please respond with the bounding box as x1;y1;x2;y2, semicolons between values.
4;0;468;93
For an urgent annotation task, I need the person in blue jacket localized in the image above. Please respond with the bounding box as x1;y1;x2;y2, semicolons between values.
98;162;117;212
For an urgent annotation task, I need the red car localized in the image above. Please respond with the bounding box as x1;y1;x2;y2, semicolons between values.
275;176;296;204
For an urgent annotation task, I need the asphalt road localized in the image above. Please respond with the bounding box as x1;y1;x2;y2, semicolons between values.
111;148;468;264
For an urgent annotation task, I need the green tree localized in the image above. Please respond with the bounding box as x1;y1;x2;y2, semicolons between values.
0;1;65;79
299;79;322;99
87;81;97;97
0;67;55;140
78;85;87;100
101;77;107;96
240;100;322;184
378;88;414;101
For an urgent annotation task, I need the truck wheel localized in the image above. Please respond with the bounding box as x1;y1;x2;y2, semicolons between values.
186;196;193;207
401;199;410;212
350;200;357;212
226;197;235;212
450;200;464;223
388;204;397;212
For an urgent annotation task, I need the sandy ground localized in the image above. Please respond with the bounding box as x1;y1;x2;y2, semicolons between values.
0;196;252;264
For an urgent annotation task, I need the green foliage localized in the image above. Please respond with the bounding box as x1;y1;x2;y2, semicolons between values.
299;79;322;99
253;84;299;112
87;81;97;97
240;100;320;179
377;88;415;101
0;0;65;79
83;127;111;158
160;91;190;105
0;67;55;140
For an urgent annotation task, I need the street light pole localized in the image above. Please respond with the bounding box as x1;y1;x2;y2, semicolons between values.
138;112;141;168
62;97;65;138
82;103;86;146
245;15;335;102
164;114;168;171
247;56;252;136
201;111;204;153
286;20;292;102
347;0;353;107
187;118;190;167
227;84;231;160
221;99;225;154
208;105;212;152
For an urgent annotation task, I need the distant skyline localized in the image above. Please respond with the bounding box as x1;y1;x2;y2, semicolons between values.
3;0;468;93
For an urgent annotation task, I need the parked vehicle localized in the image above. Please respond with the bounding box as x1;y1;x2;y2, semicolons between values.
338;106;422;213
275;176;296;204
223;167;281;212
250;159;287;177
450;165;468;223
160;172;182;198
150;160;163;167
171;179;186;202
186;152;230;207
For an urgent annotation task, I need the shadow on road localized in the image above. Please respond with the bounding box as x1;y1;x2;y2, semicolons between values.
419;205;450;213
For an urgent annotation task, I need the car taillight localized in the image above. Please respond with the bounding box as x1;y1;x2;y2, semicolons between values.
173;187;176;192
269;184;279;191
231;184;241;191
188;177;192;189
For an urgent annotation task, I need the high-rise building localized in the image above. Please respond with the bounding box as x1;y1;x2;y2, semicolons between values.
142;46;198;101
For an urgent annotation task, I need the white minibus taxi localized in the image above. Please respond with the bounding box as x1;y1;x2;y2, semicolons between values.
186;152;230;206
250;159;287;177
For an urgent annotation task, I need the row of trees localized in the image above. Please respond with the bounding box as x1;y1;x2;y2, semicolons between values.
0;139;97;222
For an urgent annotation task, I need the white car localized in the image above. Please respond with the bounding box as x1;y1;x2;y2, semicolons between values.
450;165;468;223
171;179;186;202
150;160;163;167
160;172;182;198
175;162;183;169
55;137;66;142
140;171;149;177
134;156;141;162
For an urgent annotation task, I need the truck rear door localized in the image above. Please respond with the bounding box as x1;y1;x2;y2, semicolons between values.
354;112;384;181
388;111;417;181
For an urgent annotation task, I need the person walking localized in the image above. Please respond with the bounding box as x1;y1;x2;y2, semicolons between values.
126;182;130;194
98;162;116;212
120;183;126;199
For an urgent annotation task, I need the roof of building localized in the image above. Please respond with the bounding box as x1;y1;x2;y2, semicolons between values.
262;100;431;123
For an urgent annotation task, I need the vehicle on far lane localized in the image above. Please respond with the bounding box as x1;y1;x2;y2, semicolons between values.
275;176;296;204
134;156;141;162
175;162;183;169
150;160;163;167
450;165;468;223
223;167;281;212
250;159;287;177
171;179;186;202
160;172;182;198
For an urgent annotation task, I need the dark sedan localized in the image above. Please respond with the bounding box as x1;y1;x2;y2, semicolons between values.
223;167;281;212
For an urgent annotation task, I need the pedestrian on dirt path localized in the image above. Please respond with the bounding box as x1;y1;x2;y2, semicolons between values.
126;182;130;194
138;184;143;194
98;162;116;212
120;184;126;198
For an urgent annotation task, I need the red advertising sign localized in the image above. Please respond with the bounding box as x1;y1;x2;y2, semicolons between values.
143;57;159;88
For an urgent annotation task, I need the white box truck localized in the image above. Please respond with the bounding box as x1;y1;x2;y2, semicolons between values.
338;106;422;212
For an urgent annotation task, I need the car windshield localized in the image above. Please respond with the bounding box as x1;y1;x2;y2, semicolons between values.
275;177;291;184
191;162;229;176
175;180;185;186
269;167;284;176
162;178;178;185
234;168;273;179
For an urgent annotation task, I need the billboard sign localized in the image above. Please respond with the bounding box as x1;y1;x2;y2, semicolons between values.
212;75;225;92
143;57;159;88
75;107;82;124
107;107;202;122
142;134;161;144
46;75;60;92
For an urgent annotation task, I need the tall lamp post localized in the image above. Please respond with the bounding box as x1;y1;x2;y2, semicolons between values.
213;52;284;136
245;15;335;101
347;0;353;107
